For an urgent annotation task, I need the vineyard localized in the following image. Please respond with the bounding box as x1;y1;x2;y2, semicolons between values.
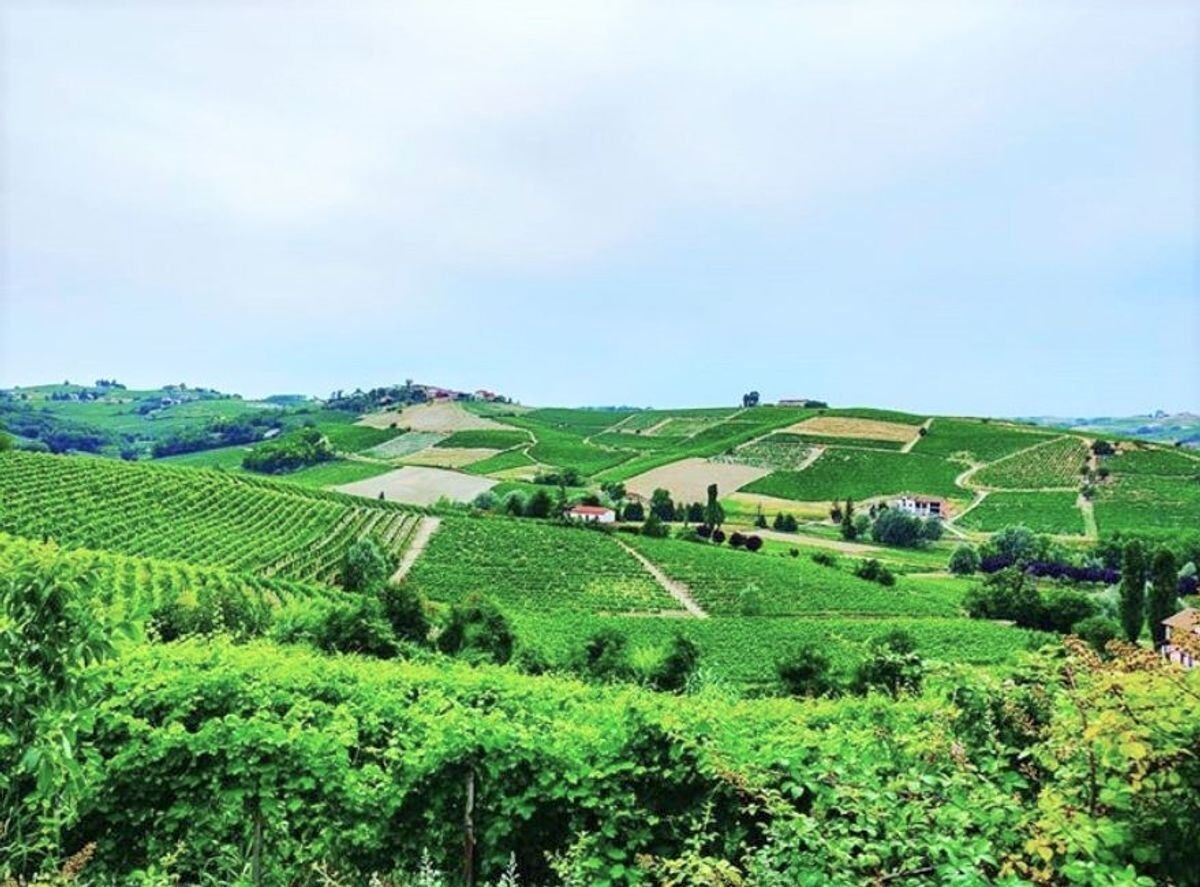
957;490;1084;535
622;535;965;617
742;448;963;502
0;451;421;583
972;435;1090;489
913;418;1054;462
403;516;680;613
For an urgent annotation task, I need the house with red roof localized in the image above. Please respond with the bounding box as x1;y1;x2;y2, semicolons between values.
1162;608;1199;669
565;504;616;524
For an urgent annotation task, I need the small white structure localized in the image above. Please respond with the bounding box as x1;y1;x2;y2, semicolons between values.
891;496;945;519
1162;608;1199;669
566;505;616;524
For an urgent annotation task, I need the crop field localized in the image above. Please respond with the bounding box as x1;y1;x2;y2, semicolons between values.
0;532;337;627
513;613;1050;687
623;534;965;617
913;418;1053;462
972;435;1089;489
362;431;447;459
497;416;633;475
434;429;530;450
314;419;398;453
523;407;635;432
785;415;920;443
625;457;771;504
1093;474;1200;534
743;448;964;502
957;491;1084;535
403;516;679;613
0;450;420;582
589;431;689;451
722;435;816;470
1104;446;1200;477
463;448;536;475
334;465;496;505
401;447;499;468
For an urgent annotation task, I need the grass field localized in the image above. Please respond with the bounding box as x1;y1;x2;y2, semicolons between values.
957;490;1084;535
913;418;1053;462
973;435;1089;489
743;448;964;502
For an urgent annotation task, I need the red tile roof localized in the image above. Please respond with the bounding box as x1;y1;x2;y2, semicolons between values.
568;505;613;515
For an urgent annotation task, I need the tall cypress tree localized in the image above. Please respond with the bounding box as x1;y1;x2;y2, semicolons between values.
840;497;856;540
1147;547;1177;648
1119;541;1147;643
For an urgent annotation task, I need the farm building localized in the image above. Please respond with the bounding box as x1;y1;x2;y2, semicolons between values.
891;496;946;519
1162;608;1199;669
778;398;825;407
565;504;616;524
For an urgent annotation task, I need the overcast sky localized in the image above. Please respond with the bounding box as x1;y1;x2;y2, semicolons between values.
1;1;1197;415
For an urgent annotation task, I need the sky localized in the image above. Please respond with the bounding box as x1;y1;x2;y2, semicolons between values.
1;1;1197;416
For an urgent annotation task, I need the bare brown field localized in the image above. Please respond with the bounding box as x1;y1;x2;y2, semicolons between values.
334;466;496;505
625;457;770;504
785;416;919;443
357;401;508;432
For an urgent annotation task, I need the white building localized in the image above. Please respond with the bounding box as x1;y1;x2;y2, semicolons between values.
1162;608;1199;669
891;496;946;519
565;505;616;524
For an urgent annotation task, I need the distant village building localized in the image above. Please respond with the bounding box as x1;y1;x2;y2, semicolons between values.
565;505;616;524
475;389;498;401
891;496;946;519
1162;608;1199;669
778;398;824;407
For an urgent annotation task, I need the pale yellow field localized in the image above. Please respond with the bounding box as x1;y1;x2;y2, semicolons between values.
401;447;500;468
334;466;496;506
357;400;508;432
625;457;770;504
724;491;830;521
784;415;918;443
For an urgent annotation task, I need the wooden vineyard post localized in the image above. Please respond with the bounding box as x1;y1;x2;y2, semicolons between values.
251;808;264;886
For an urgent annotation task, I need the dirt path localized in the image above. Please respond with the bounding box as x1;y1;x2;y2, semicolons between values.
614;538;707;618
901;418;934;453
1078;494;1098;540
389;516;441;582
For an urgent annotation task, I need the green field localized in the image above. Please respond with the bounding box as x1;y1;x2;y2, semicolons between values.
403;516;679;613
958;490;1085;535
0;450;420;582
913;418;1053;462
435;429;531;449
1093;473;1200;534
363;430;447;458
1104;446;1200;477
743;448;964;502
972;435;1089;489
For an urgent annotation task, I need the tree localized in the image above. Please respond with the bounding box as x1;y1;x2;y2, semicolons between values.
526;488;552;518
948;544;980;575
1073;615;1121;656
622;501;645;521
839;498;857;540
378;583;431;645
922;518;944;542
686;502;705;523
1147;547;1177;648
964;568;1041;625
870;509;926;548
1119;541;1147;642
650;488;675;522
311;596;397;658
504;492;526;516
437;594;514;664
641;512;669;538
742;391;760;408
703;483;725;529
745;534;764;553
777;646;836;697
341;538;391;591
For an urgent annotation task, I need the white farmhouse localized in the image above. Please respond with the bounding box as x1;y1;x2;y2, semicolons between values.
1162;608;1199;669
891;496;946;519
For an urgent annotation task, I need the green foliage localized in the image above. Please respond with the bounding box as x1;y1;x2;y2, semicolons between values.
1072;615;1120;655
851;630;923;696
912;417;1053;462
649;633;701;693
1147;547;1177;647
641;512;669;539
380;582;432;645
242;426;335;474
973;435;1090;489
958;490;1085;535
1119;541;1147;642
854;558;896;586
948;544;980;575
341;537;392;591
435;430;530;450
870;508;937;548
436;594;514;664
776;645;835;697
0;551;121;878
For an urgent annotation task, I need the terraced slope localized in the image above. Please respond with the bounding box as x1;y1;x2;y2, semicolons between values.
0;450;421;583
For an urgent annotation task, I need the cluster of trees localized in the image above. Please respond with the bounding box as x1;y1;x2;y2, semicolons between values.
830;498;942;547
0;404;112;454
325;380;429;413
776;631;923;698
151;413;284;458
241;427;334;474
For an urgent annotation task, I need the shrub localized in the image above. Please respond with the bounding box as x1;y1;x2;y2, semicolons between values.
378;583;431;645
526;489;552;518
772;512;798;532
1072;615;1121;655
242;427;334;474
854;559;895;586
777;645;836;698
472;491;496;510
641;513;670;539
948;545;980;576
922;518;943;542
744;535;764;553
572;628;632;682
504;493;526;517
276;596;398;658
964;568;1041;625
341;538;392;591
649;633;701;693
852;631;922;696
811;551;837;568
711;529;726;545
622;501;645;521
436;594;514;665
729;532;746;549
1039;590;1098;634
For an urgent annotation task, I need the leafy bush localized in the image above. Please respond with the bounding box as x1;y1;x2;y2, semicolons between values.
852;631;922;696
948;545;980;575
777;645;836;698
744;535;763;553
436;594;514;664
572;628;632;682
341;538;392;591
870;509;930;548
811;551;838;568
1072;615;1121;655
854;559;895;587
379;583;431;645
641;513;670;539
648;633;700;693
